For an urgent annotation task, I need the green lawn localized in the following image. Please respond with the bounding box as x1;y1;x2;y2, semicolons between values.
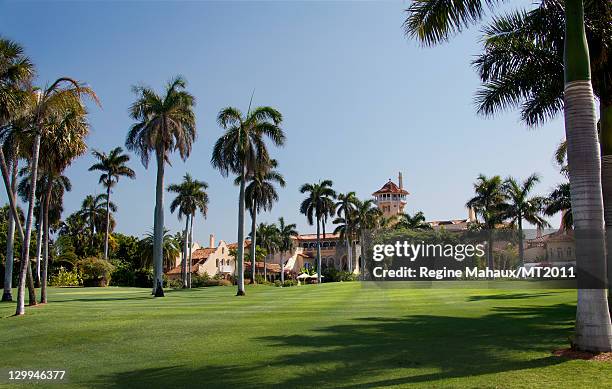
1;283;610;388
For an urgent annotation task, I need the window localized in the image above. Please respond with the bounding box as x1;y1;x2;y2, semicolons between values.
567;247;572;258
222;248;225;254
549;248;554;259
216;259;219;267
557;248;563;259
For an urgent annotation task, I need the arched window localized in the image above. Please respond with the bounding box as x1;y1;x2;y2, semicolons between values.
323;242;329;248
216;259;219;267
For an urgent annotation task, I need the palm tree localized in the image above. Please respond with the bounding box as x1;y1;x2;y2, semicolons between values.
334;192;358;272
0;37;34;302
125;76;196;297
89;147;135;259
353;198;382;277
168;174;209;288
395;211;433;231
237;159;285;284
14;77;97;315
299;180;336;284
503;174;550;267
211;105;285;296
257;222;280;282
79;194;116;250
404;0;612;353
466;174;508;271
544;182;573;230
139;229;180;274
277;217;298;285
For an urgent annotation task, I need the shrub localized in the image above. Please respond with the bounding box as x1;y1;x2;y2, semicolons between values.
283;279;298;287
110;260;136;287
323;267;356;283
49;267;81;287
134;268;154;288
77;257;115;287
168;278;183;289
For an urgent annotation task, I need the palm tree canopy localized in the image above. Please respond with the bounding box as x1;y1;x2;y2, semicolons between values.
395;211;433;230
167;173;209;220
256;222;281;254
211;106;285;177
277;217;298;253
466;174;508;228
139;229;180;270
472;1;611;126
89;146;135;189
0;37;34;125
125;76;196;167
544;182;573;229
239;159;285;214
299;180;336;226
79;193;117;232
503;174;550;228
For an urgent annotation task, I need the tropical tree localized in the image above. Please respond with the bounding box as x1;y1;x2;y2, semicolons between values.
257;222;280;282
0;37;34;302
545;182;573;230
139;229;180;273
125;76;196;297
404;0;612;352
353;198;382;277
79;194;116;250
334;192;358;272
237;159;285;284
89;147;135;259
466;174;508;270
299;180;336;284
503;174;550;267
211;105;285;296
277;217;298;285
395;211;432;231
168;173;209;288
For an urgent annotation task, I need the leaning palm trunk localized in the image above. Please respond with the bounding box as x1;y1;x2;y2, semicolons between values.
2;156;18;301
235;167;247;295
345;236;352;273
600;102;612;314
34;204;43;286
316;218;321;284
188;213;194;288
152;151;165;297
565;0;612;352
249;206;257;283
103;184;111;259
16;133;41;315
40;183;52;303
181;216;189;288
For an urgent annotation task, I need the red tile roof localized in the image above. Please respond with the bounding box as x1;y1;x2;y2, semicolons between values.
372;180;409;196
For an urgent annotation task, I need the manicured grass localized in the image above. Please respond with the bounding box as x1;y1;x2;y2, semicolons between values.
1;283;610;388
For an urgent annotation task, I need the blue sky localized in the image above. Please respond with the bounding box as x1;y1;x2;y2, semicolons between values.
1;0;566;245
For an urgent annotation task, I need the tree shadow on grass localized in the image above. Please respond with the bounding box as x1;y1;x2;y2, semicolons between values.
92;303;576;388
467;292;557;301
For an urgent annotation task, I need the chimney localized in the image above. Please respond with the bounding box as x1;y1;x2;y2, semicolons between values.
209;234;215;248
398;172;403;189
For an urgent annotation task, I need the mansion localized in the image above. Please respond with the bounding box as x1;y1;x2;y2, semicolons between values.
168;173;479;279
167;173;573;279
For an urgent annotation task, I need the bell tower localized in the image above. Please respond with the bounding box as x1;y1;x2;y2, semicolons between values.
372;172;409;218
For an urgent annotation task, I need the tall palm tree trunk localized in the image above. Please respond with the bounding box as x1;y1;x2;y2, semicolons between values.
40;183;52;303
152;151;165;297
264;253;267;281
188;212;194;288
517;217;524;268
2;157;16;297
487;229;494;272
346;236;352;273
250;206;257;284
103;184;111;260
34;203;43;287
16;134;41;315
564;0;612;352
2;154;18;301
235;167;247;296
600;101;612;314
316;218;321;284
182;215;189;288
